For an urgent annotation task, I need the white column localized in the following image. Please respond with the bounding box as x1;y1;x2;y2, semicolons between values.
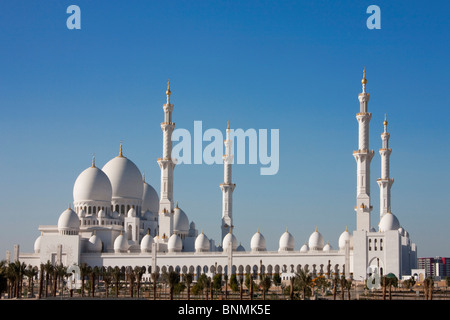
354;69;374;231
377;114;394;219
221;122;236;241
158;81;176;237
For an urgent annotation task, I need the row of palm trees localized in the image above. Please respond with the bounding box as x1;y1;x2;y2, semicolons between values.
0;260;441;300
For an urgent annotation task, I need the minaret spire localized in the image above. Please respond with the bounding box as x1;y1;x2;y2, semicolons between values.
354;68;375;231
377;113;394;219
158;79;177;237
220;121;236;241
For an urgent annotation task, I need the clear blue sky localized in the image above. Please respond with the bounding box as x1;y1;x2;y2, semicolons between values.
0;1;449;258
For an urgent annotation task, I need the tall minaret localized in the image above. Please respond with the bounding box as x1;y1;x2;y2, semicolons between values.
220;121;236;241
377;114;394;219
353;68;375;231
158;80;177;237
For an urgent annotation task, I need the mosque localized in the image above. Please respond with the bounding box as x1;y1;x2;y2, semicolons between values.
11;71;417;282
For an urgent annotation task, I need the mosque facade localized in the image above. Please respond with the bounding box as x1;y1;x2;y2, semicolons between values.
12;72;417;282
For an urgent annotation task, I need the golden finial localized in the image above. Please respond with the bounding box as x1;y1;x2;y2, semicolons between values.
286;227;288;233
166;79;171;96
142;172;145;183
345;226;348;232
146;229;150;235
315;227;318;232
384;113;388;126
176;200;179;209
68;203;71;210
118;140;123;157
361;67;367;85
227;120;230;130
257;228;260;233
92;154;95;168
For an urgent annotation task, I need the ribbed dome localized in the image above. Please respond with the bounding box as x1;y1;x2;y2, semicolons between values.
173;205;189;233
142;180;159;214
236;243;246;252
250;229;266;252
34;233;43;253
140;231;154;252
102;155;143;200
88;233;102;252
114;232;128;253
98;209;106;218
308;228;324;250
57;207;80;234
127;207;137;218
78;209;86;218
279;229;295;251
73;166;112;203
379;211;401;232
300;242;309;253
168;233;183;252
338;227;353;250
195;232;210;252
222;232;238;251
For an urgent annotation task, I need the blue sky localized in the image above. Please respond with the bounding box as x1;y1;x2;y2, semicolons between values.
0;1;449;258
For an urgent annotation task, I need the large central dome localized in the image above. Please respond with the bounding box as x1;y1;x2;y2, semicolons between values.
102;152;143;201
73;165;112;203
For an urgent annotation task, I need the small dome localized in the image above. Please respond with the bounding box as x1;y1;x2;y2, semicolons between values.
300;242;309;253
143;210;154;221
34;233;43;253
73;166;112;203
308;228;324;250
279;229;295;251
338;227;353;250
142;178;159;214
173;204;189;233
379;211;400;232
323;241;332;252
127;207;137;218
168;233;183;252
88;233;102;252
114;232;129;253
195;232;210;252
78;209;86;218
250;229;266;252
140;231;154;252
98;209;106;218
236;243;246;252
102;153;143;201
222;232;238;251
57;206;80;234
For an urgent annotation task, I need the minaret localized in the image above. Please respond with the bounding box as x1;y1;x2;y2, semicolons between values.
158;80;177;237
353;68;375;231
220;121;236;241
377;114;394;219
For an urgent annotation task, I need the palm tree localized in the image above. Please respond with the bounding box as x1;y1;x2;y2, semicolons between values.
345;278;352;300
151;272;159;300
423;276;434;300
166;271;180;300
24;265;38;298
185;273;193;300
43;261;53;298
125;267;136;298
79;263;89;297
261;276;272;300
224;274;229;300
295;267;313;300
112;267;122;298
91;266;100;297
102;267;112;298
239;275;244;300
339;276;347;300
332;275;338;300
56;265;67;295
38;264;44;299
134;266;145;298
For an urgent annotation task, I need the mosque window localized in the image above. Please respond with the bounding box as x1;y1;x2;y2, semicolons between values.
368;239;372;251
